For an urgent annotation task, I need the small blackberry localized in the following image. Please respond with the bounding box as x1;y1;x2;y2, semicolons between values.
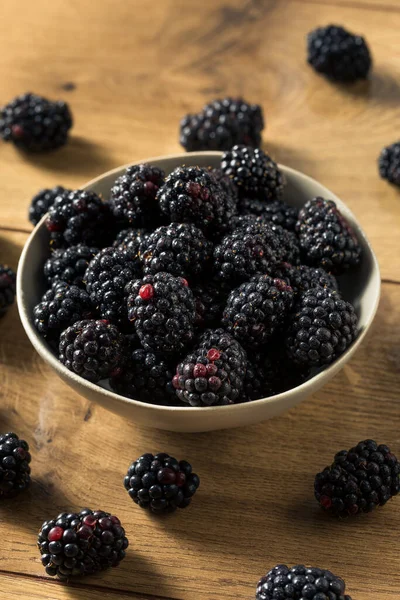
38;508;129;579
113;228;149;253
126;272;196;354
140;222;213;278
256;564;352;600
239;198;298;231
222;275;294;348
59;319;125;382
180;97;264;151
109;163;165;227
243;352;308;401
315;439;400;517
33;281;93;339
124;453;200;513
192;282;229;328
378;141;400;186
0;433;31;498
29;186;70;226
0;265;16;317
286;286;358;367
208;167;239;205
0;93;72;152
296;197;362;274
271;224;301;265
271;263;338;297
307;24;372;82
44;244;99;287
84;247;142;328
46;189;113;250
221;145;284;201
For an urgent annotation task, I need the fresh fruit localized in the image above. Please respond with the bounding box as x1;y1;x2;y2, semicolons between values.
0;433;31;498
0;265;16;317
44;244;99;287
29;186;70;226
378;141;400;186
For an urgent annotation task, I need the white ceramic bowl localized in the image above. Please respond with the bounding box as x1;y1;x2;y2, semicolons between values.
17;152;380;432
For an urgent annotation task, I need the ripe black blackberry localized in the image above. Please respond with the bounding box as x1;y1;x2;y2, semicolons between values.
125;453;200;513
33;281;93;339
232;216;296;263
243;352;309;401
221;145;284;201
126;272;196;354
0;265;16;317
315;439;400;517
208;167;239;205
140;222;213;278
157;166;236;238
286;286;358;367
109;163;165;228
271;263;339;297
59;319;125;382
0;433;31;498
44;244;99;287
271;224;301;265
84;246;142;328
222;275;294;348
38;508;129;579
378;141;400;186
256;564;352;600
239;198;298;231
0;93;73;152
29;186;70;226
113;227;149;253
192;282;229;328
307;24;371;82
296;197;362;274
180;97;264;151
46;189;113;249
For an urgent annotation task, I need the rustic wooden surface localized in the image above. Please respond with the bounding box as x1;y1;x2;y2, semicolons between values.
0;1;400;599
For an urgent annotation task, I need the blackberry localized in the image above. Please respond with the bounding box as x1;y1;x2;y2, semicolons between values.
378;141;400;186
113;227;149;253
286;286;358;367
243;352;308;401
140;223;213;278
296;197;362;274
256;564;352;600
307;24;371;82
173;329;247;406
111;349;175;405
180;97;264;151
29;186;70;226
0;93;72;152
239;198;298;231
157;166;236;238
126;272;196;354
84;247;142;328
271;263;338;297
0;433;31;498
33;281;93;340
208;167;239;205
315;439;400;517
221;145;284;201
38;508;128;579
59;319;125;382
44;244;99;287
46;189;113;250
124;453;200;513
192;282;229;328
109;163;165;227
271;224;301;265
232;217;298;264
222;275;294;348
0;265;16;317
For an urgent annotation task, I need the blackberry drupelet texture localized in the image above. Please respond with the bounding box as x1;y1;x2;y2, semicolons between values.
113;228;149;253
44;244;99;287
243;352;309;401
84;247;142;328
124;453;200;512
222;275;294;348
296;197;362;274
33;281;93;339
256;564;352;600
239;198;298;231
315;439;400;517
378;141;400;186
38;508;129;579
0;93;73;151
140;222;213;278
180;97;264;151
221;145;284;201
307;24;371;82
271;263;338;297
271;224;301;265
0;265;16;317
59;319;125;382
29;186;70;226
109;163;165;227
126;272;196;354
192;282;229;328
0;433;31;498
286;286;358;367
209;167;239;205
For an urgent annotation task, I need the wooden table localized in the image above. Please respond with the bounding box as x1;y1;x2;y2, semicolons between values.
1;1;400;598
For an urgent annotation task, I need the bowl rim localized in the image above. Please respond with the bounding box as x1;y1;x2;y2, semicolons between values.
17;151;381;417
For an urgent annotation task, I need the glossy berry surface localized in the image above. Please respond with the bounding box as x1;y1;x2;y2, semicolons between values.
0;265;16;318
0;433;31;498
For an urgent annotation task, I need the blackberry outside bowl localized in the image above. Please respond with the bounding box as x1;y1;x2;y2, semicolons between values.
17;152;380;432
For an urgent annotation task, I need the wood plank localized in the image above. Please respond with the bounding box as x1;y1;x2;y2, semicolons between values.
0;230;399;599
